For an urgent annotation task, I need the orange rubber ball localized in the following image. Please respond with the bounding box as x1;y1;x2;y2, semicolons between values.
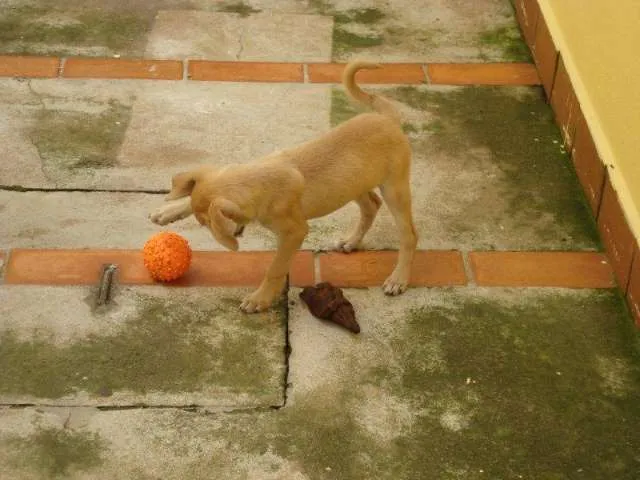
143;231;192;282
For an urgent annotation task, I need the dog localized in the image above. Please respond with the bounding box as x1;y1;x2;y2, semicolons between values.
150;61;418;313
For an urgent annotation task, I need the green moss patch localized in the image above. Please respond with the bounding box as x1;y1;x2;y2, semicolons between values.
0;6;151;56
31;101;131;173
372;290;640;478
218;1;262;17
478;25;531;62
389;85;600;248
8;428;105;478
171;289;640;479
0;293;283;399
329;87;364;127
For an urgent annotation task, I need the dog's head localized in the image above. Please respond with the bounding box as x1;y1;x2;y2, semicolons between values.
168;168;248;252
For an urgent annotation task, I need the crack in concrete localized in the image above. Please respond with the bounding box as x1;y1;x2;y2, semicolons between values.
235;28;246;60
0;185;169;194
24;80;48;180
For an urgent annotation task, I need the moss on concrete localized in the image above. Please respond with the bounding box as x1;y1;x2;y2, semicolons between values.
9;427;105;478
0;293;282;399
0;6;151;56
376;290;640;478
478;25;531;62
329;88;364;127
179;290;640;479
389;85;601;247
332;28;384;57
334;8;385;25
31;101;130;172
218;1;262;17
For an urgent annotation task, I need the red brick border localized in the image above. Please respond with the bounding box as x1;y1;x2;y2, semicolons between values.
189;61;304;83
0;56;542;86
428;63;540;85
469;251;614;288
1;249;623;290
0;55;60;78
308;63;426;84
318;251;467;287
63;58;183;80
3;249;313;287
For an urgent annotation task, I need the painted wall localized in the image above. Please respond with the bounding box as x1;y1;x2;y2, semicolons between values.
538;0;640;240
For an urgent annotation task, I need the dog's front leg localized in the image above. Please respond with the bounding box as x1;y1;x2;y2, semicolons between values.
241;217;309;313
149;197;193;225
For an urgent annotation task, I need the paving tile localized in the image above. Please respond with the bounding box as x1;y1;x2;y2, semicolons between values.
428;63;540;85
550;56;579;149
146;10;333;62
117;81;329;189
286;287;640;477
531;13;558;98
627;247;640;327
63;58;183;80
308;63;425;84
514;0;541;47
318;250;467;287
189;61;303;83
0;286;286;407
469;251;615;288
0;79;330;190
571;111;606;216
1;288;639;477
0;55;59;78
598;179;636;289
4;249;313;287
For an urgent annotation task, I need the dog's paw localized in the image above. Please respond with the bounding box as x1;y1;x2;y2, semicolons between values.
334;239;359;253
149;199;190;225
240;291;275;313
149;208;173;226
383;273;409;296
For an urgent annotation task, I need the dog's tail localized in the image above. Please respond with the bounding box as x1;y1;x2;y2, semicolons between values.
342;61;402;124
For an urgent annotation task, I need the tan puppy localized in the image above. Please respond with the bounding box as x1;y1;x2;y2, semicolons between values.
150;61;418;312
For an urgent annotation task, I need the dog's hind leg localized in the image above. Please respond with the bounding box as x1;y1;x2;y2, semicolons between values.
379;179;418;295
335;191;382;253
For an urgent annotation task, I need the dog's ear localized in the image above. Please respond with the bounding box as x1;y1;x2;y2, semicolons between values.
166;171;197;200
207;198;247;251
166;167;216;200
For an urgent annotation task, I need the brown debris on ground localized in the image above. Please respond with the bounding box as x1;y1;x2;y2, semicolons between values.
299;282;360;333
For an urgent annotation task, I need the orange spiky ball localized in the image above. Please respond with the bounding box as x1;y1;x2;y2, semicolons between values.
143;232;192;282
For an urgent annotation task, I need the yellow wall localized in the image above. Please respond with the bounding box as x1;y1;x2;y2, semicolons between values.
538;0;640;241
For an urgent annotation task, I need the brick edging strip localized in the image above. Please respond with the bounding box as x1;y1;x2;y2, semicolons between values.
3;249;313;287
1;249;616;289
0;55;540;85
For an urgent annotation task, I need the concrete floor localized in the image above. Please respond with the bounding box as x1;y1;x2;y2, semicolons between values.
0;1;639;479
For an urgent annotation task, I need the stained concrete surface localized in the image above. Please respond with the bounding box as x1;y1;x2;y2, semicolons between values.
1;0;639;478
0;286;286;408
1;79;598;251
0;0;525;62
1;288;638;479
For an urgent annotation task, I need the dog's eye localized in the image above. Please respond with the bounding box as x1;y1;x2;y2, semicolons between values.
234;225;245;237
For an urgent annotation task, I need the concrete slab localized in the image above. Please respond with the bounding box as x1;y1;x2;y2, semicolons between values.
0;0;527;62
1;287;638;479
146;10;333;62
0;191;273;250
0;78;330;190
2;80;598;251
0;285;286;408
